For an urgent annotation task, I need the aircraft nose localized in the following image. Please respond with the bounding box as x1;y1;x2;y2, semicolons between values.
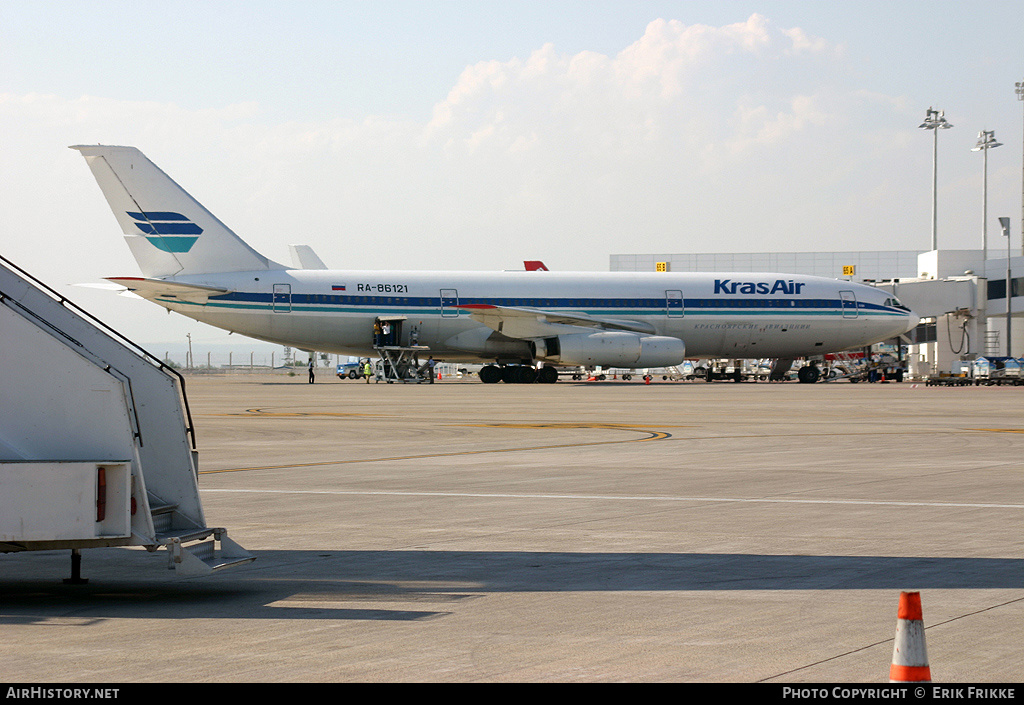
905;310;920;333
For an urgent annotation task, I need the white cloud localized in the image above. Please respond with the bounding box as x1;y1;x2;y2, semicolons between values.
424;14;840;167
724;94;831;155
782;26;829;55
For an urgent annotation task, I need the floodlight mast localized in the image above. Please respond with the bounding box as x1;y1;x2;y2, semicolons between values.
919;107;953;251
972;130;1002;260
1000;217;1012;356
1016;81;1024;255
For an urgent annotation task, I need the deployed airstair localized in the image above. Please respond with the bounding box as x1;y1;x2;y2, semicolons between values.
372;315;432;383
374;346;433;383
0;255;253;580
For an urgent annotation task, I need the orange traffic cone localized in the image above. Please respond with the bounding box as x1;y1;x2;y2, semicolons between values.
890;591;931;682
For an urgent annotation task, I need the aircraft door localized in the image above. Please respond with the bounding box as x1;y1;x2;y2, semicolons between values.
666;290;684;317
273;284;292;312
840;290;858;319
440;289;459;317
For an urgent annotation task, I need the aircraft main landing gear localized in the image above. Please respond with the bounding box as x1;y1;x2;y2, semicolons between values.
479;364;558;384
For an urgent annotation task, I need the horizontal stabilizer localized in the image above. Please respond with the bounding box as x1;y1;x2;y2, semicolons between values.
106;277;230;303
73;281;144;299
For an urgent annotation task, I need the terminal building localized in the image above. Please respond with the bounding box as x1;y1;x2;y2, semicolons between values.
609;249;1024;379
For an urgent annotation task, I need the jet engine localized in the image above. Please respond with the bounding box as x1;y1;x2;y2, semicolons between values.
535;331;685;368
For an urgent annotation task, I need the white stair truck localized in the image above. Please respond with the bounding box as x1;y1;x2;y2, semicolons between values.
0;255;253;580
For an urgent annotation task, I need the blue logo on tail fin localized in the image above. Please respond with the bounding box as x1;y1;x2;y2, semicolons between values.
127;211;202;252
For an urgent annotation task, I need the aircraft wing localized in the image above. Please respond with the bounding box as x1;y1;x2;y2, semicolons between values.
105;277;231;303
456;304;656;339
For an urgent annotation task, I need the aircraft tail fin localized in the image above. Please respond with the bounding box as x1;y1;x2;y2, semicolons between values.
289;244;328;269
72;145;280;277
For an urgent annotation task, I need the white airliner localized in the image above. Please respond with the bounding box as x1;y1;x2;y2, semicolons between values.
72;145;919;383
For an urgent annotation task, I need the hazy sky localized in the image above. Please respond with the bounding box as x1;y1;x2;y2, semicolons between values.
2;0;1023;350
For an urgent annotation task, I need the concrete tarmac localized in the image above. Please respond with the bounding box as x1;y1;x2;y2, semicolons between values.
2;374;1022;682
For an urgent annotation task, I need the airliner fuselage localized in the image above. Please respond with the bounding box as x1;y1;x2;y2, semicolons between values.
150;268;917;362
72;144;919;378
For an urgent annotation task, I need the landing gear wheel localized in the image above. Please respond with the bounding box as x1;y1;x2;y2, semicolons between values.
500;365;537;384
538;366;559;384
797;365;820;384
479;365;502;384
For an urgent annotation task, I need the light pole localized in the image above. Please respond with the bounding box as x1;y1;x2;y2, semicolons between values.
1000;217;1012;356
1017;82;1024;254
972;130;1002;260
919;107;953;251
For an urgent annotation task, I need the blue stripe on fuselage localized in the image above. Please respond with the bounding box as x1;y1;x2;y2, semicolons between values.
157;291;905;317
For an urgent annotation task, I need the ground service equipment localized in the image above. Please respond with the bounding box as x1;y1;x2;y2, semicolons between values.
0;255;253;581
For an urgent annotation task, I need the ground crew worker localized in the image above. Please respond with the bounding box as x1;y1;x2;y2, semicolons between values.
427;356;436;383
364;359;373;383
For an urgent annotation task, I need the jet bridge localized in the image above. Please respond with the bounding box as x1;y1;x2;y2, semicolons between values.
0;255;253;580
